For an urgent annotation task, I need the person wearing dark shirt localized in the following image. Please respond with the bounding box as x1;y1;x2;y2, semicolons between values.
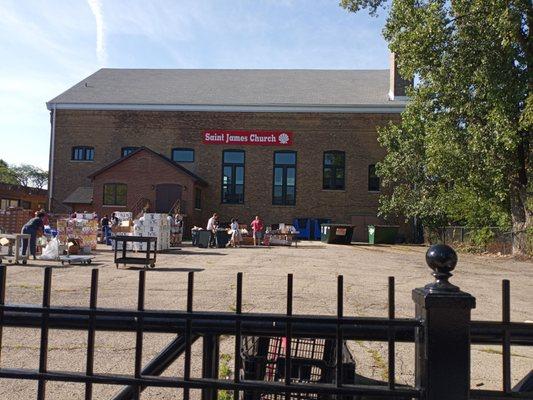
100;214;110;244
21;211;45;259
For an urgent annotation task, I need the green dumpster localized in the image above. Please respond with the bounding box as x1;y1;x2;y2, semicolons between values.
321;224;354;244
368;225;399;244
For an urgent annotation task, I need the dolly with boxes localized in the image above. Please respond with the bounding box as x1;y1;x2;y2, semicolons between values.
112;213;172;252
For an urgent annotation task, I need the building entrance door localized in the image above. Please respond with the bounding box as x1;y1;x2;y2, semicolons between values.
155;184;182;214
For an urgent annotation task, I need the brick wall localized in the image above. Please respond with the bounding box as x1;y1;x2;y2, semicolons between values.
91;150;200;225
52;110;408;239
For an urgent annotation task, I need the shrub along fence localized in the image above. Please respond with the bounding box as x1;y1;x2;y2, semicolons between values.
424;226;531;255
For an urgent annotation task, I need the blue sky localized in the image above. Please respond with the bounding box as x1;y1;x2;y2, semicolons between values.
0;0;388;170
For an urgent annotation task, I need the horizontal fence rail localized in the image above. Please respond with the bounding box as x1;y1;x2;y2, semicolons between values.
1;309;532;345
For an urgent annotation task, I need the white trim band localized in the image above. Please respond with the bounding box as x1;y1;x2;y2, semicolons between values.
46;102;406;113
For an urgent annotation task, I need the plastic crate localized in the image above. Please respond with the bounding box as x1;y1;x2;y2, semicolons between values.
241;336;355;400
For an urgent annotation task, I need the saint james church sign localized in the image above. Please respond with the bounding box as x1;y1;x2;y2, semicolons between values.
203;130;293;146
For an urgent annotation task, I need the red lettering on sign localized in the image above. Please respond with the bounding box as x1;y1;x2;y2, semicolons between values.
202;130;293;146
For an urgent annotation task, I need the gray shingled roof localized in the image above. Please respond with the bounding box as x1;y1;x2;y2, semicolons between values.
63;187;93;204
47;69;394;106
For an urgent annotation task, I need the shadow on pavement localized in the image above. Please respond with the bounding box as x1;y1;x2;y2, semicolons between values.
126;266;205;272
173;250;227;256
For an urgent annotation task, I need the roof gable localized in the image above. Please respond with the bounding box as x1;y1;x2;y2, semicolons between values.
88;147;208;186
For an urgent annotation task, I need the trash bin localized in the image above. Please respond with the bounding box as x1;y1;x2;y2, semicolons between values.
215;229;230;248
197;230;211;248
320;224;354;244
312;218;331;240
293;218;311;240
367;225;399;244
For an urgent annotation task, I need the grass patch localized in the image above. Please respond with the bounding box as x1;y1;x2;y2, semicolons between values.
219;353;233;400
367;347;388;382
356;342;389;382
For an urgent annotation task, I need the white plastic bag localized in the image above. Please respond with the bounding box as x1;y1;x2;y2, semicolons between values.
39;237;59;260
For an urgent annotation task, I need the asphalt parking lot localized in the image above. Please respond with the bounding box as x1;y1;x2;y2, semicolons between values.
0;242;531;399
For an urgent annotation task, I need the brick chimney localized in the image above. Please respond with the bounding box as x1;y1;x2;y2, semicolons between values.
389;53;410;100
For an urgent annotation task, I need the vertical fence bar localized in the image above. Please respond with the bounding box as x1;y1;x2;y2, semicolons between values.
502;279;511;393
37;267;52;400
233;273;243;400
184;271;194;400
285;274;293;400
85;269;99;400
388;276;396;390
336;275;343;388
0;265;6;365
133;270;146;400
201;334;219;400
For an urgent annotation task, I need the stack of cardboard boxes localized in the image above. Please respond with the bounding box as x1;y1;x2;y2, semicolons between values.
57;216;98;250
112;213;171;252
133;213;171;251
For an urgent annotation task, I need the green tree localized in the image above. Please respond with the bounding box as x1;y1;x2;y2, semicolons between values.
0;161;48;188
0;159;18;184
341;0;531;255
11;164;48;188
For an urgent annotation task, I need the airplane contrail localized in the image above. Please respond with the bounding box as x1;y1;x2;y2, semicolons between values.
87;0;107;65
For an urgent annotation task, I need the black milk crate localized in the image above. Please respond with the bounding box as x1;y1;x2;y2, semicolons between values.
241;336;356;400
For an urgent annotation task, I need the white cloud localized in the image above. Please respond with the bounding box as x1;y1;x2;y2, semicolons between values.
87;0;107;65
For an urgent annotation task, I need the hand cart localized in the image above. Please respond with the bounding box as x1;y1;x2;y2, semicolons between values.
59;255;94;265
113;235;157;269
0;233;31;265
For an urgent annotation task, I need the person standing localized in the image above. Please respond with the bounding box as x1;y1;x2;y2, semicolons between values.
207;213;218;248
230;218;242;247
100;214;110;244
174;213;184;245
21;211;45;259
250;215;264;246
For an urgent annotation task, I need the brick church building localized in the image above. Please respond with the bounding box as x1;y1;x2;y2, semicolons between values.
46;55;410;241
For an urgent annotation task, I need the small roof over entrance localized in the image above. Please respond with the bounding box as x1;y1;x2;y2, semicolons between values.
63;186;93;205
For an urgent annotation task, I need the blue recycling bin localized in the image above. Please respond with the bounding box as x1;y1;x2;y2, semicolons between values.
293;218;311;240
312;218;331;240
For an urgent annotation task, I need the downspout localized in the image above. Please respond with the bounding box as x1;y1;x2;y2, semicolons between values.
48;104;56;211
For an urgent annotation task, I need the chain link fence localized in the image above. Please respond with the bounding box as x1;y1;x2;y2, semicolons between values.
424;226;532;256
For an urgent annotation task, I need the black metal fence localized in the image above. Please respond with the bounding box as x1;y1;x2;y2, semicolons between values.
0;244;531;400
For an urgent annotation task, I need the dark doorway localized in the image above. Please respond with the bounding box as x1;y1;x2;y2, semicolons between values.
155;184;182;213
